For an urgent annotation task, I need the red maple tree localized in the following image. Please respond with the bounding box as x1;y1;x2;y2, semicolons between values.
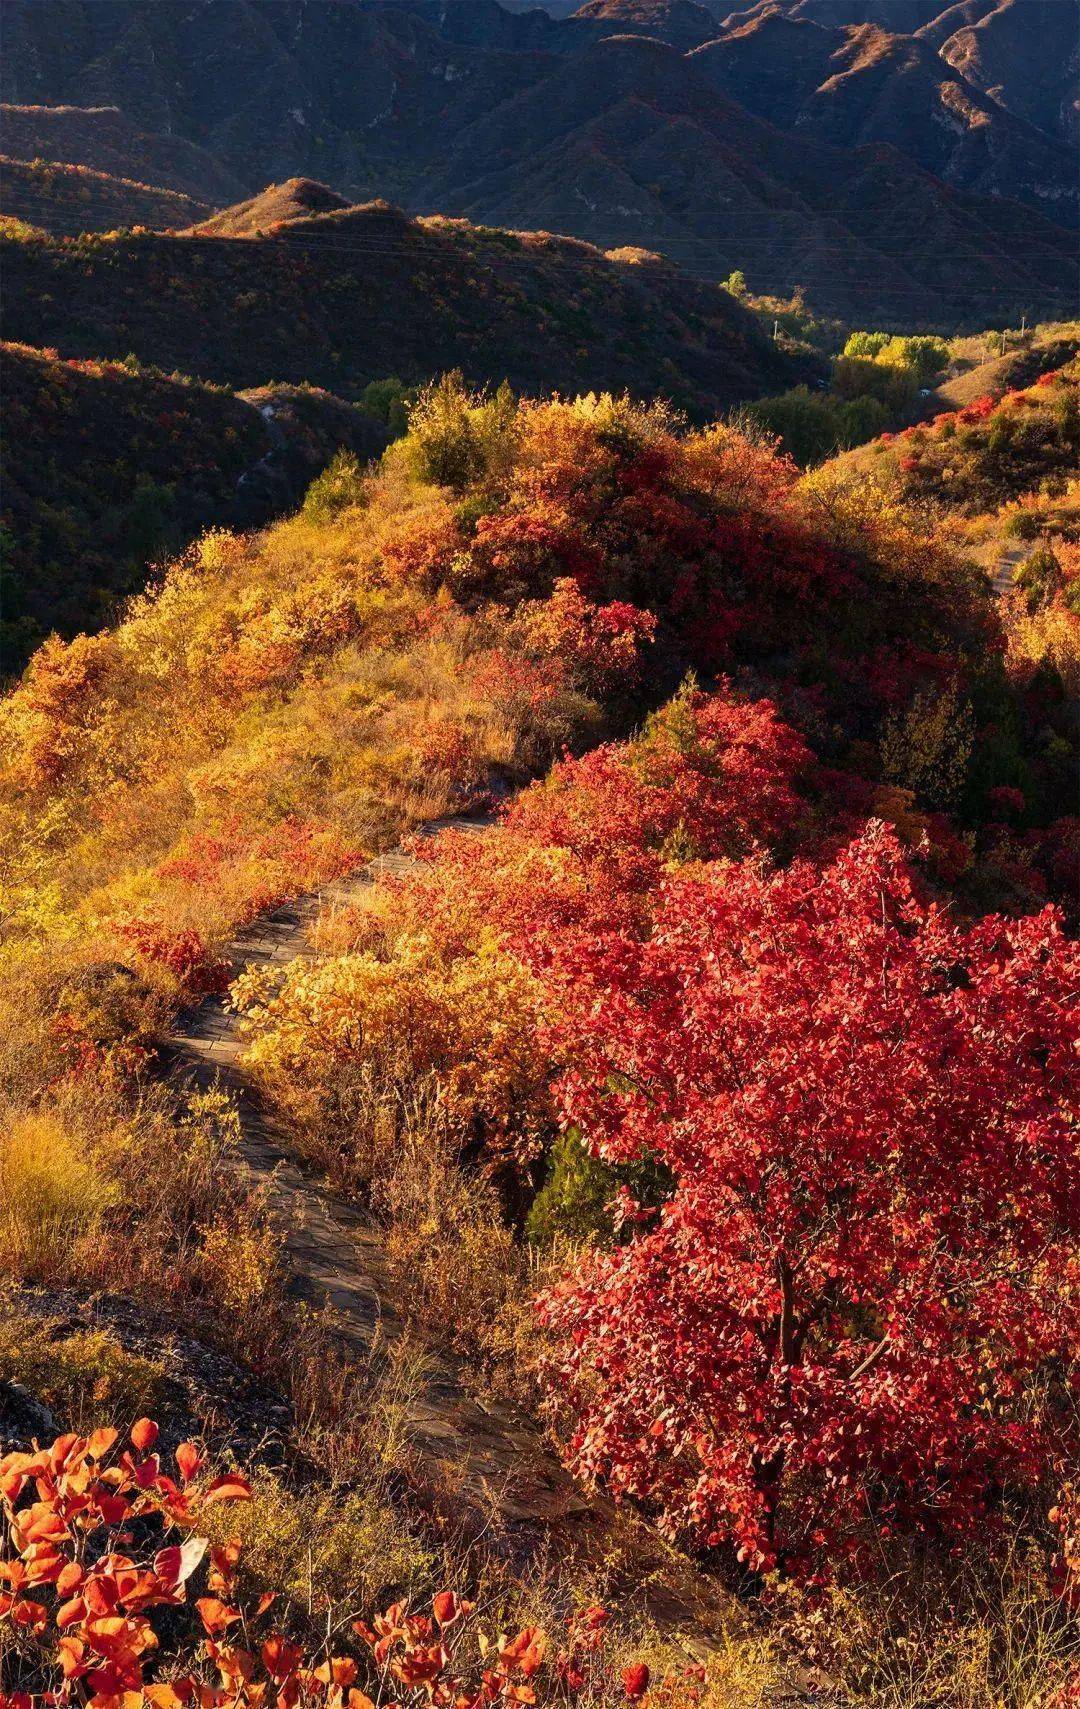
538;825;1079;1575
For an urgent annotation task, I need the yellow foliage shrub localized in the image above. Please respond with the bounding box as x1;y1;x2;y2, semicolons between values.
1005;590;1080;696
0;1108;119;1279
200;1469;435;1623
234;925;549;1182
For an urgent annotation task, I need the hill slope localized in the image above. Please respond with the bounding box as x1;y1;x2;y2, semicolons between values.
692;14;1076;224
934;0;1079;148
720;0;1078;146
0;155;210;235
191;176;349;235
0;102;246;202
411;31;1074;324
0;199;811;414
0;343;389;671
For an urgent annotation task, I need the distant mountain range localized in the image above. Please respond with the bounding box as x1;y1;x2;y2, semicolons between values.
1;0;1076;326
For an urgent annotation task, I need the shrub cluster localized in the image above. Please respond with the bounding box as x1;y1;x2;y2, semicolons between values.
237;682;1078;1583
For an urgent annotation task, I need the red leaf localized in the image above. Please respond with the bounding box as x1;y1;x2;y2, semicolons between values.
154;1535;207;1588
130;1418;159;1454
622;1665;650;1700
201;1473;252;1506
176;1441;203;1484
433;1591;472;1627
196;1596;242;1636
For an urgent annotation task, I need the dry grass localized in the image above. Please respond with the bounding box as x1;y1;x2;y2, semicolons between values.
774;1537;1078;1708
0;1306;166;1431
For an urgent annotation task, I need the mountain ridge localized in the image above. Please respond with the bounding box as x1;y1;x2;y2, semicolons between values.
0;197;811;413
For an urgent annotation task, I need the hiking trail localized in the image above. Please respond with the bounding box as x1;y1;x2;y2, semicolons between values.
164;816;739;1653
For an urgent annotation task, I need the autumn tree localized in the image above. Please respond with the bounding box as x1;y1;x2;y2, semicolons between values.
538;826;1079;1576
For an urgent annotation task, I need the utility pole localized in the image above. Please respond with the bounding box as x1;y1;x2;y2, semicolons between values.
1020;313;1028;339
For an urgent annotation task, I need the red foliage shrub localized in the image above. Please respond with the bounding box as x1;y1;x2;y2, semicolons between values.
508;682;816;869
536;825;1079;1575
988;785;1026;820
157;817;359;925
957;395;996;424
116;920;230;995
518;579;657;696
398;683;823;956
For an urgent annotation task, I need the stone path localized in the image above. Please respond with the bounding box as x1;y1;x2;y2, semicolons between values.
166;818;596;1529
992;539;1028;597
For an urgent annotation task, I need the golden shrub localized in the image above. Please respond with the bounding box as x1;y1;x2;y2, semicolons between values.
0;1108;119;1280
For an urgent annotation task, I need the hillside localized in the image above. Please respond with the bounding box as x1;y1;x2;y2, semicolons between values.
834;358;1080;516
1;0;1076;326
2;0;1079;1700
0;154;210;235
720;1;1079;146
410;31;1074;325
191;177;350;236
933;0;1080;147
809;359;1080;702
1;387;1077;1703
0;343;389;671
0;102;246;202
0;199;811;414
692;13;1077;224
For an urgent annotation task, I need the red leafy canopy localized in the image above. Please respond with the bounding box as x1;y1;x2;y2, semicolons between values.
539;824;1080;1574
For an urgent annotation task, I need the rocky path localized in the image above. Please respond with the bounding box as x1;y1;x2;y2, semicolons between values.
992;539;1028;597
166;817;598;1530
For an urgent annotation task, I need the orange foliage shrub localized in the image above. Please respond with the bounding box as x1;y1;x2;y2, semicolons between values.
0;1421;680;1709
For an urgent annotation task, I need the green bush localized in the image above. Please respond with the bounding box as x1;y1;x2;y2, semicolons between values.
1016;543;1063;611
398;372;518;493
842;331;891;361
0;1312;165;1431
527;1126;674;1248
1004;509;1042;541
303;450;368;521
747;386;891;465
832;355;919;411
359;376;413;437
879;335;949;384
527;1127;620;1247
841;332;948;385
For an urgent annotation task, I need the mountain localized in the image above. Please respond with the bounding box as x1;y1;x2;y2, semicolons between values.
0;0;1075;327
570;0;722;47
0;155;210;235
934;0;1080;147
191;177;350;235
0;197;809;415
692;14;1076;224
410;33;1075;324
0;341;390;670
718;0;1079;147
